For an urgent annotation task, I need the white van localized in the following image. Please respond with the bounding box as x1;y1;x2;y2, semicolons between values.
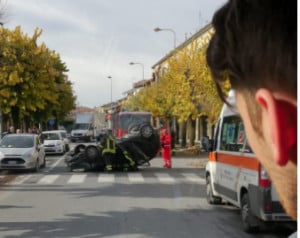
205;90;292;232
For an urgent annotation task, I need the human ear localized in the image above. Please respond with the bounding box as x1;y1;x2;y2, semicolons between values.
255;89;297;166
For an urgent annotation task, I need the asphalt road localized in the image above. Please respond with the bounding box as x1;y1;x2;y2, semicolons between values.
0;151;296;238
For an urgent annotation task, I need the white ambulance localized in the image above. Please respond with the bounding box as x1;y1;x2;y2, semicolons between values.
205;90;292;232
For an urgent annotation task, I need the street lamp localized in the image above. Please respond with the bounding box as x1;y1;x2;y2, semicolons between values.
129;62;144;80
154;27;177;48
107;76;113;129
107;76;112;104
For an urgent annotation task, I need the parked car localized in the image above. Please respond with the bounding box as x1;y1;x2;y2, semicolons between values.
0;133;46;172
41;130;70;155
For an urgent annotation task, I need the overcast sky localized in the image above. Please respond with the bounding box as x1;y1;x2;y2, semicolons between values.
4;0;226;108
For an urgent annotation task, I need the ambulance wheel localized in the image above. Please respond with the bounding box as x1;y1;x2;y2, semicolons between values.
241;193;260;233
206;175;222;204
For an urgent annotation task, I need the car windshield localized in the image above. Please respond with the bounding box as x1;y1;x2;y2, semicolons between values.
43;133;60;140
60;132;67;138
0;136;34;148
74;123;89;130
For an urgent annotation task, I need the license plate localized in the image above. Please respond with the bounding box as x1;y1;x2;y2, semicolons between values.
8;161;17;165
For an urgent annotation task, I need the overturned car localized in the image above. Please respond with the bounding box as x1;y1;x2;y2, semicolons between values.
64;124;160;172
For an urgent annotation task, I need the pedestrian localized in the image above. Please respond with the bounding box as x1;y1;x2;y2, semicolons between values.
32;127;38;134
8;126;15;134
2;126;15;137
161;128;172;168
16;129;21;134
100;130;116;172
206;1;297;237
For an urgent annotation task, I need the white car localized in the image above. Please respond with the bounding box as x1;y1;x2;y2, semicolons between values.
41;130;70;155
0;134;46;172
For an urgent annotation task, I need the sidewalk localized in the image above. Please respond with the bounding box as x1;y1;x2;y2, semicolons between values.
173;148;208;168
173;147;208;159
151;147;209;169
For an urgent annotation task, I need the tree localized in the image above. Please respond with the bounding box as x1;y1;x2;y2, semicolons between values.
0;26;76;130
124;33;230;146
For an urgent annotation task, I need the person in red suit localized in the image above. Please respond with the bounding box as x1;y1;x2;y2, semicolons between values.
161;128;172;168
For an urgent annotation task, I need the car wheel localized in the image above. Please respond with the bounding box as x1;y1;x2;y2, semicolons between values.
206;175;222;204
85;145;100;162
241;193;259;233
140;124;153;138
74;144;86;154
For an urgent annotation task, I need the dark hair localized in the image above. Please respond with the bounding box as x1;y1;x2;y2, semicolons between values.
206;0;297;101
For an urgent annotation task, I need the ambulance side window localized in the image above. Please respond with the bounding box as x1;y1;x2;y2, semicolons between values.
220;116;252;153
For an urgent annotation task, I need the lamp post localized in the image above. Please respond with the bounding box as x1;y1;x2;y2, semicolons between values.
107;76;113;129
154;27;177;48
129;62;144;80
107;76;112;104
154;27;178;137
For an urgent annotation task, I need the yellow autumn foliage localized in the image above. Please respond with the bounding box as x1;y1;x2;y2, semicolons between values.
0;26;76;125
125;33;230;126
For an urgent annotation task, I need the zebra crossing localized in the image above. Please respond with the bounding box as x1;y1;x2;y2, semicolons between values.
7;172;206;186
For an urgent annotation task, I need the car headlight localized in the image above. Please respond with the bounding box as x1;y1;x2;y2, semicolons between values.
0;151;4;160
56;141;63;146
24;149;34;159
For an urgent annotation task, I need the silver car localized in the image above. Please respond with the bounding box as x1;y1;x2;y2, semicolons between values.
0;134;46;172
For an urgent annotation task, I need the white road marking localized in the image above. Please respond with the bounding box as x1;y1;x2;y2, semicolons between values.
181;173;206;184
10;175;32;185
155;173;176;183
5;172;205;185
67;174;87;184
44;155;66;172
37;175;59;184
127;173;145;183
98;174;115;183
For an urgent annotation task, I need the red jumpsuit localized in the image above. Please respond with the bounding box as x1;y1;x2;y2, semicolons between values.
161;132;172;168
